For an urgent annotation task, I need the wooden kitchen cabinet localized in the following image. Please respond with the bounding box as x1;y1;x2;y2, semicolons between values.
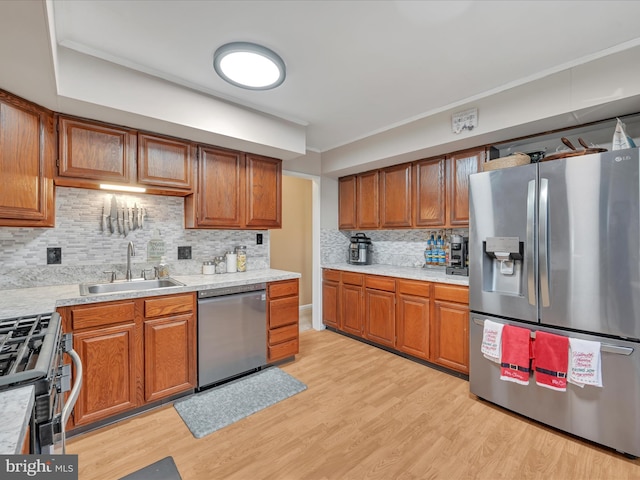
267;279;300;362
137;132;195;194
322;269;340;329
56;115;137;189
414;157;446;227
380;163;412;228
446;148;485;226
142;294;196;403
357;170;379;229
185;147;282;229
396;279;431;360
364;275;396;347
431;284;469;374
0;90;55;227
338;176;357;230
58;292;197;429
340;272;364;336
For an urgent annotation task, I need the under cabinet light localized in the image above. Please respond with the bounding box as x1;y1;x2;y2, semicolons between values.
99;184;146;193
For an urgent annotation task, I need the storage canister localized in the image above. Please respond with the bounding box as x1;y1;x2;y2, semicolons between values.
226;251;237;273
235;245;247;272
214;256;226;274
202;261;215;275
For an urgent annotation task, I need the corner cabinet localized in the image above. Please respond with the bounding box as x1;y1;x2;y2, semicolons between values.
57;292;197;429
267;279;300;362
185;148;282;229
0;90;55;227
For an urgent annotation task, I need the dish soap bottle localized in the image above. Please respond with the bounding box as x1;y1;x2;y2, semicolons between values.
155;256;169;278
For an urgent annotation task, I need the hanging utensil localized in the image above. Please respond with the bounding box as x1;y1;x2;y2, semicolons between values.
132;203;138;230
123;208;128;237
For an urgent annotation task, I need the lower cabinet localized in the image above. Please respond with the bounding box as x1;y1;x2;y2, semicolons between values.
267;279;300;362
321;268;469;375
58;292;197;429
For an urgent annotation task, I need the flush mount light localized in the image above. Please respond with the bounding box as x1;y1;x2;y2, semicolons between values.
213;42;286;90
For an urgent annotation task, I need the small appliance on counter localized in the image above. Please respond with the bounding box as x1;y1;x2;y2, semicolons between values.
446;234;468;276
348;233;373;265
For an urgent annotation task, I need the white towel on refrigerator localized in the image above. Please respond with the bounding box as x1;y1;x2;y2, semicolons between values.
481;320;504;363
568;338;603;388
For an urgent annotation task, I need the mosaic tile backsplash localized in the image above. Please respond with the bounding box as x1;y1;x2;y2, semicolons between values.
321;227;468;269
0;187;269;288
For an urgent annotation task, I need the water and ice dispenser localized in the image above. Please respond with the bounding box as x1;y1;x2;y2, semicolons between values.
482;237;524;296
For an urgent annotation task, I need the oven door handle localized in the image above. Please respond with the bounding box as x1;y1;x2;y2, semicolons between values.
60;348;82;454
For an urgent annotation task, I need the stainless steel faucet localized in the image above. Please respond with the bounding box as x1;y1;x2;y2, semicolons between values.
126;241;135;280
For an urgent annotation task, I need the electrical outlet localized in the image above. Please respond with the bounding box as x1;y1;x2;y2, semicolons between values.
177;246;192;260
256;233;263;245
47;247;62;265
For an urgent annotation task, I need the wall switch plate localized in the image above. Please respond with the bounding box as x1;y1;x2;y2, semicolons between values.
47;247;62;265
177;246;192;260
256;233;263;245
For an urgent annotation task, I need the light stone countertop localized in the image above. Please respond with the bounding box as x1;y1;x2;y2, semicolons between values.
0;269;301;320
321;263;469;286
0;385;34;454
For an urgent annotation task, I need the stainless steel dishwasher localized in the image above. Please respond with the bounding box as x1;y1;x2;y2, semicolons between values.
197;283;267;389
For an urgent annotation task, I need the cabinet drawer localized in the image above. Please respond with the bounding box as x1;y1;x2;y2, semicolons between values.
397;279;430;297
341;272;363;286
268;323;298;345
268;338;299;362
269;296;299;328
323;269;341;282
144;294;194;318
72;301;136;330
364;275;396;292
433;284;469;304
269;280;299;299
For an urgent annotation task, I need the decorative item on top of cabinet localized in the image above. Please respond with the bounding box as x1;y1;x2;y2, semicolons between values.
137;132;195;195
56;115;137;189
380;163;412;228
414;157;446;227
446;148;485;226
338;175;357;230
364;275;396;347
0;89;55;227
267;279;300;362
431;284;469;374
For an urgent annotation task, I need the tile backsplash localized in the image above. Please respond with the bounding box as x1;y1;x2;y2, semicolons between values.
0;187;269;288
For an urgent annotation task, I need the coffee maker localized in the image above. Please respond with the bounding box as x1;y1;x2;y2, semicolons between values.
446;234;469;276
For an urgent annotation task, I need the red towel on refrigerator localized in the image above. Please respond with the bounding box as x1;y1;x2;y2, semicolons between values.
500;325;532;385
533;331;569;391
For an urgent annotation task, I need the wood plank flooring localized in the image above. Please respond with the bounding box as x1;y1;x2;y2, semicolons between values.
67;329;640;479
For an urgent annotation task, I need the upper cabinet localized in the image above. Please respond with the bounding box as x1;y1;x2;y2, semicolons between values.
185;147;282;229
338;147;485;230
56;115;195;196
0;90;55;227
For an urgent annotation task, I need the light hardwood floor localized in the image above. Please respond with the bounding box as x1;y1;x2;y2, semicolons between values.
67;330;640;479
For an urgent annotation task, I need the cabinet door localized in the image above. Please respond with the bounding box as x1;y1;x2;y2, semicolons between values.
431;300;469;374
338;175;357;230
144;314;196;403
414;157;446;227
380;163;412;228
0;91;55;227
364;288;396;347
357;170;379;229
195;146;244;227
57;116;137;185
341;284;363;336
72;323;138;426
397;293;430;360
245;154;282;228
137;132;194;193
447;148;484;226
322;280;339;328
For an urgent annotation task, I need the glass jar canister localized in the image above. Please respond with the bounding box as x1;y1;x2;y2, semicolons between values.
214;256;226;274
202;261;215;275
235;245;247;272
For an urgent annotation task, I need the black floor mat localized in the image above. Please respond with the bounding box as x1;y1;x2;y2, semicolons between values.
119;456;182;480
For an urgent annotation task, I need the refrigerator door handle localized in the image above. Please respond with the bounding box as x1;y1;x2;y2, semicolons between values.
526;179;536;306
539;178;550;307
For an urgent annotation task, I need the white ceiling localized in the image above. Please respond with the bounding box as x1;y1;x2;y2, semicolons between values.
50;0;640;153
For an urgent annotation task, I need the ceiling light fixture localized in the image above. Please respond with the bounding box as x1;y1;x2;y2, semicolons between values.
213;42;286;90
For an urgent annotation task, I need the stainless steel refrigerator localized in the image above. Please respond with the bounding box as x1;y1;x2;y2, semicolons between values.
468;147;640;457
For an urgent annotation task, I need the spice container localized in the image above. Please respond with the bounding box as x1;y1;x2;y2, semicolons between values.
214;256;226;274
202;261;215;275
235;245;247;272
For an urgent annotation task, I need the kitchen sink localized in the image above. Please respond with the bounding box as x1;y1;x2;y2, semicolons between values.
79;277;185;296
